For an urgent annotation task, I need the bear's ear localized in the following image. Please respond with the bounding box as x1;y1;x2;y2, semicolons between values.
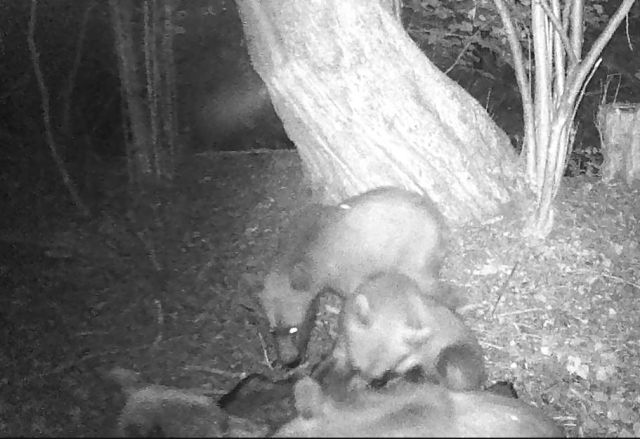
294;377;325;419
290;262;312;291
352;294;372;327
405;294;429;330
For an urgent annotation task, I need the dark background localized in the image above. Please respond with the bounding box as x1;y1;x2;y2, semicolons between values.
1;0;638;224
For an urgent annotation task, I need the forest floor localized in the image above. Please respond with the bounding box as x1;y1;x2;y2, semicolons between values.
0;150;638;437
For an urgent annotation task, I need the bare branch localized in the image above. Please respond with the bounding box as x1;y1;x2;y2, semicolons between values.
536;0;579;65
61;1;96;134
491;0;535;161
27;0;89;216
561;0;572;33
444;30;479;74
569;0;584;59
563;0;636;111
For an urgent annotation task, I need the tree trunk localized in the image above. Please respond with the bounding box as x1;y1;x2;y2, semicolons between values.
494;0;636;239
110;0;153;179
598;103;640;186
235;0;518;224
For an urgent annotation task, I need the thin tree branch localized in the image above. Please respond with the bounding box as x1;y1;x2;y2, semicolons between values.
562;0;636;114
535;0;579;65
561;0;572;34
569;0;584;59
491;0;535;164
28;0;89;216
444;30;479;74
61;1;96;134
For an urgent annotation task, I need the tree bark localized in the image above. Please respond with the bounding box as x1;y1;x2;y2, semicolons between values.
236;0;518;224
598;103;640;186
110;0;152;179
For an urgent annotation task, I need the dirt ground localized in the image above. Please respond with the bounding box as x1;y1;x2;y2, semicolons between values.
0;150;638;437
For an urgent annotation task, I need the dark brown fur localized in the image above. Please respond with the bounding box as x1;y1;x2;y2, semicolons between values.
109;368;268;437
218;373;297;433
274;377;564;437
318;272;484;395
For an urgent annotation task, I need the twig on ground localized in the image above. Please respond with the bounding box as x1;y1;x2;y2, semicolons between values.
601;273;640;290
182;365;246;379
491;262;520;318
257;331;274;370
479;341;505;351
496;308;545;318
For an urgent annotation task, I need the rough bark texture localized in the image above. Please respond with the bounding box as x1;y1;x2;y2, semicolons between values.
110;0;152;177
236;0;519;224
598;103;640;186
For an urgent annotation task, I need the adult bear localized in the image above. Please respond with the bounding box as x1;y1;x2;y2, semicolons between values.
258;187;458;367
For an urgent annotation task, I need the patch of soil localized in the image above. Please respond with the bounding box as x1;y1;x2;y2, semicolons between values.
0;151;638;436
